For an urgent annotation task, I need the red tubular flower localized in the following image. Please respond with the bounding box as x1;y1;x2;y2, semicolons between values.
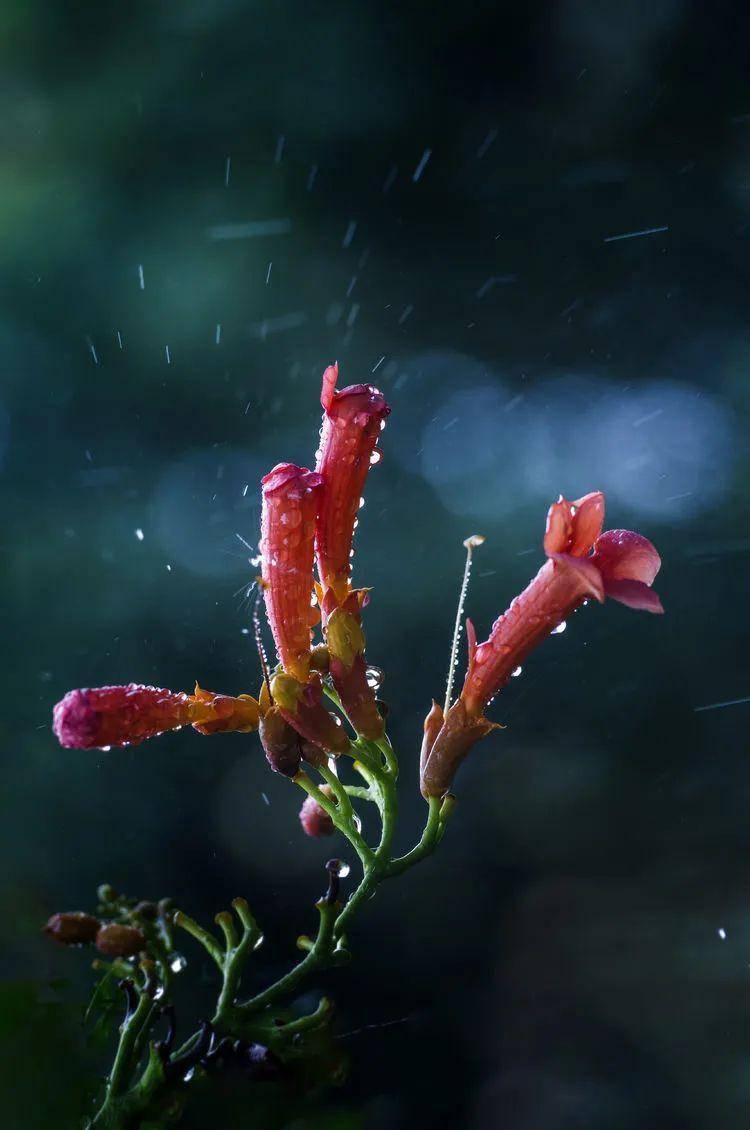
462;492;662;715
420;492;663;797
260;462;323;683
53;683;260;750
313;364;390;738
315;363;390;601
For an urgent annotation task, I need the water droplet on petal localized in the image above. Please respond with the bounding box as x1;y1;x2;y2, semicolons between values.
552;620;567;635
511;666;523;677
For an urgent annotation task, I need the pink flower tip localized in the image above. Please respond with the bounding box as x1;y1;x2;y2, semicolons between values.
53;688;115;749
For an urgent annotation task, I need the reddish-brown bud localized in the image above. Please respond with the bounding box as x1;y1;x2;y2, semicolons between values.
270;670;350;755
43;912;100;946
259;704;302;778
95;923;146;958
260;462;323;683
419;699;499;798
299;786;336;838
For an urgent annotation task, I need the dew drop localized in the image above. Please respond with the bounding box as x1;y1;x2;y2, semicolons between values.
358;496;366;509
170;953;187;973
338;861;351;879
366;666;383;689
511;666;523;677
369;450;382;466
552;620;567;635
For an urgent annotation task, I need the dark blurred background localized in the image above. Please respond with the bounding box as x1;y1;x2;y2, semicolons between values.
3;1;750;1126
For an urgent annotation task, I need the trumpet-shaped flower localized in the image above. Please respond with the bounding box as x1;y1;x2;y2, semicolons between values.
420;492;663;796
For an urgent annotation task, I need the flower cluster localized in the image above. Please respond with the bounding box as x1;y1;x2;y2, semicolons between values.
52;366;663;809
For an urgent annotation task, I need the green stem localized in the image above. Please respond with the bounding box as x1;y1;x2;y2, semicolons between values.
173;911;223;968
106;979;154;1099
374;735;398;778
294;772;374;867
316;762;356;826
386;796;442;876
239;900;338;1014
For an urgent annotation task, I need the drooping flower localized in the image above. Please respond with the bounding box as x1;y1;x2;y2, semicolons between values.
52;683;260;750
313;364;390;738
260;462;323;684
420;492;663;797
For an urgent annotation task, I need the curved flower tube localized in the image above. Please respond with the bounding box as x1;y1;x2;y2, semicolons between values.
420;492;663;796
53;683;260;750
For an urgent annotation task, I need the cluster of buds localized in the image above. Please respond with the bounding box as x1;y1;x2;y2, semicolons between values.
51;364;663;819
44;912;145;957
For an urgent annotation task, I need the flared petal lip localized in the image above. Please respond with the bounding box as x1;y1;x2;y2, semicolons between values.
604;577;664;613
320;361;390;421
544;491;606;557
261;462;323;495
592;528;662;586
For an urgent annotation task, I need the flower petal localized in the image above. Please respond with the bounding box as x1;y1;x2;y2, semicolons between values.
549;552;605;603
592;529;661;585
569;492;605;555
543;497;573;555
604;578;664;614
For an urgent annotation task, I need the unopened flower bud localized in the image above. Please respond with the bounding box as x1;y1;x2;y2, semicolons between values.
310;644;330;674
419;699;498;798
299;786;336;838
132;901;158;921
43;912;100;946
95;923;145;958
259;705;302;778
